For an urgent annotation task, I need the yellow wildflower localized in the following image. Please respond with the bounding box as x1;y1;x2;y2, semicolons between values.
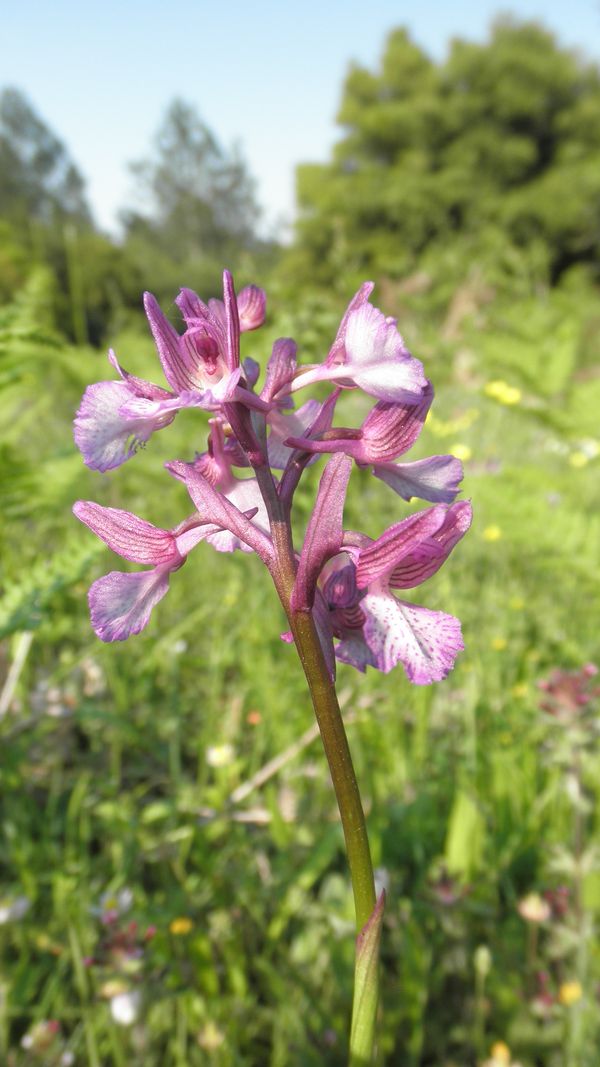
450;443;472;462
170;917;194;936
100;979;129;999
509;596;524;611
559;980;583;1006
484;380;522;405
197;1020;225;1051
483;525;502;542
426;409;479;437
491;637;507;652
569;451;588;469
490;1042;511;1065
510;683;528;699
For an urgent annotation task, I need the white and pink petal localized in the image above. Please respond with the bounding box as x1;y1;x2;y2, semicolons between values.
373;455;464;504
360;591;464;683
73;380;176;472
88;567;173;642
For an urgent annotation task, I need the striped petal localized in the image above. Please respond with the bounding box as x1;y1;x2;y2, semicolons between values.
292;454;352;611
237;285;266;331
73;502;177;564
355;507;447;588
389;501;472;588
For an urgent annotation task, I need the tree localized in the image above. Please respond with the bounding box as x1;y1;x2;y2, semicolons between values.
0;87;91;228
291;19;600;289
124;99;260;266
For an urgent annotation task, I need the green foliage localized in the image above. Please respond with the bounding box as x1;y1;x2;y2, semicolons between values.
1;261;600;1064
290;19;600;291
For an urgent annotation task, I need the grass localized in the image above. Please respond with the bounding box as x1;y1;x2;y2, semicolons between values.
1;270;599;1065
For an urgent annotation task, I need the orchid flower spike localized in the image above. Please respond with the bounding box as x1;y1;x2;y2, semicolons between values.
74;273;470;682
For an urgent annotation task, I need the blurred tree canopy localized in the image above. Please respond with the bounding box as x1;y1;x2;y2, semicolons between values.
290;18;600;290
0;93;272;344
122;99;271;304
125;98;259;259
1;19;599;346
0;87;139;343
0;87;90;228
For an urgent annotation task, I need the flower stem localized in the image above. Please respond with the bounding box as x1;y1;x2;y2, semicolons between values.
270;521;380;1063
290;609;376;928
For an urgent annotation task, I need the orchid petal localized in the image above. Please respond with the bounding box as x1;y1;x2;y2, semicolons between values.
107;350;172;401
289;353;426;404
176;287;210;325
166;461;274;566
73;380;177;471
335;632;377;673
242;357;260;388
390;501;472;588
359;386;433;462
328;281;375;362
143;292;193;393
322;558;360;609
374;455;464;504
73;502;178;564
222;269;240;372
268;399;321;469
88;567;173;642
360;591;464;682
342;303;428;401
282;390;432;463
237;285;266;331
292;454;352;612
261;338;298;403
356;507;447;588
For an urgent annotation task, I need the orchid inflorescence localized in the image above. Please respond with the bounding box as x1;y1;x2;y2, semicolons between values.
73;271;471;686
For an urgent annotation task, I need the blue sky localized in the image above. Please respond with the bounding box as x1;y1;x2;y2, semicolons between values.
3;0;599;236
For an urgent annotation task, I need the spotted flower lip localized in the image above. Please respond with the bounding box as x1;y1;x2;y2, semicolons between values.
312;498;472;683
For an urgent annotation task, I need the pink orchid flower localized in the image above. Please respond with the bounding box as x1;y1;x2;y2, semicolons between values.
74;272;267;471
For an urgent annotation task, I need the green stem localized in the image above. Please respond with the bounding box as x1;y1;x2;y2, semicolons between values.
270;521;379;1063
290;608;376;929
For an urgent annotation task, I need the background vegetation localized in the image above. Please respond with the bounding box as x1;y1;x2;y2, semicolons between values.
1;16;599;1066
